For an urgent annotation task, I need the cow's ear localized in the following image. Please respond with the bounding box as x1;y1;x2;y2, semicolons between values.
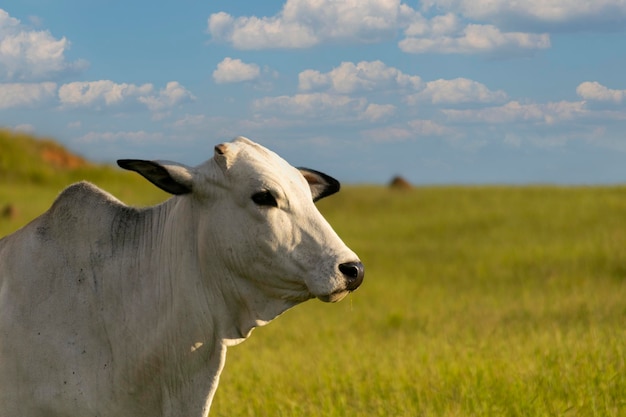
298;168;341;202
117;159;193;195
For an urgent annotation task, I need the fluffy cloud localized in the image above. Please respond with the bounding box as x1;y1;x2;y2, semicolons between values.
251;92;395;124
0;9;87;81
422;0;626;31
298;60;421;93
401;12;550;55
207;0;626;56
576;81;626;103
212;58;261;84
404;13;461;37
58;80;193;112
252;92;368;118
298;61;507;105
208;11;317;49
443;100;587;124
361;103;396;121
407;78;507;104
362;119;455;142
298;61;504;107
207;0;555;56
400;23;550;55
58;80;153;107
138;81;195;112
0;82;57;109
265;60;510;127
208;0;413;49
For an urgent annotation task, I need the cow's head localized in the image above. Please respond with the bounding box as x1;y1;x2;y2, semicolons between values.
117;137;363;310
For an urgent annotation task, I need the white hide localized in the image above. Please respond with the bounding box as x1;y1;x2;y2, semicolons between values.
0;137;363;417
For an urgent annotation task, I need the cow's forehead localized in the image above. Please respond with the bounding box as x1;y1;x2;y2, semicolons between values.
224;138;305;188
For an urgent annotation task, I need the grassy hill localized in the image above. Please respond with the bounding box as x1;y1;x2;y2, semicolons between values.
1;129;93;186
0;129;168;236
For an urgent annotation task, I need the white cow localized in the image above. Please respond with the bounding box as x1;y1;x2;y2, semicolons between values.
0;137;363;417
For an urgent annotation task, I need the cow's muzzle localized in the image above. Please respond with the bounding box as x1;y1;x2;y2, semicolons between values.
338;261;365;292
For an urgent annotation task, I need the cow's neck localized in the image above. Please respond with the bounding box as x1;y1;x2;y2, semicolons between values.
118;196;303;415
113;196;227;416
216;273;303;343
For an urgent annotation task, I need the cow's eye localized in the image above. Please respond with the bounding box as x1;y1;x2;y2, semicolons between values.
251;190;278;208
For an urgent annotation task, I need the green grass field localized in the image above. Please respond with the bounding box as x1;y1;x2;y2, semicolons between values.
212;186;626;417
2;131;626;416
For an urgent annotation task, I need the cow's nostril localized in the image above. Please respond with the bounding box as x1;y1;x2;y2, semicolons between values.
338;261;364;291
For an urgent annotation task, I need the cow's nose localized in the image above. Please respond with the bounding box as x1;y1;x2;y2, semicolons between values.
338;261;364;291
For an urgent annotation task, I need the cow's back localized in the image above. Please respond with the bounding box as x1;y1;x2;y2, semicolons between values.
0;181;142;416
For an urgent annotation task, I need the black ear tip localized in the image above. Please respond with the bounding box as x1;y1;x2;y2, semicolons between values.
326;174;340;193
298;167;341;202
313;176;340;202
117;159;132;169
117;159;149;170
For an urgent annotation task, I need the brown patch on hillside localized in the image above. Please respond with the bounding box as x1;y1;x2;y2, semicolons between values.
40;142;88;170
389;176;412;190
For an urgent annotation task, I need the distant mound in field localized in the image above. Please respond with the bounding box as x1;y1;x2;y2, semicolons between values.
389;176;412;190
0;129;93;185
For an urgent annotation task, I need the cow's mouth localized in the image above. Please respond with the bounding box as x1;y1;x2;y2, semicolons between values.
317;289;350;303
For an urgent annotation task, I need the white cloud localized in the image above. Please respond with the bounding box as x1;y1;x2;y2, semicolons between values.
138;81;195;112
207;0;625;56
252;89;396;124
408;119;456;136
362;119;455;142
407;78;507;104
264;59;510;129
404;12;461;37
361;103;396;121
423;0;626;31
252;92;368;118
208;0;414;49
208;12;234;39
207;1;556;56
0;82;57;109
0;9;87;81
213;57;261;84
443;100;587;124
400;23;550;55
58;80;193;112
208;12;317;49
171;114;210;128
298;69;328;92
298;60;421;93
576;81;626;103
58;80;153;107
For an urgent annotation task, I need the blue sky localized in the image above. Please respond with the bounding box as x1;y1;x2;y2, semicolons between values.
2;0;626;184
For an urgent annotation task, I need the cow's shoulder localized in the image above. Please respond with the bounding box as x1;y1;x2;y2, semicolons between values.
47;181;125;218
1;182;125;247
54;180;123;206
38;181;137;239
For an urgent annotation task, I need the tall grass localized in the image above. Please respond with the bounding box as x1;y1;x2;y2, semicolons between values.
2;133;625;416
